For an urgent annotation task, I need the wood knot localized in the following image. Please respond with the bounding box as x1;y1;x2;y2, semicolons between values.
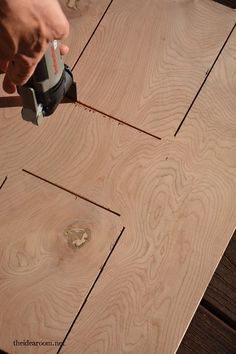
64;221;91;249
66;0;80;10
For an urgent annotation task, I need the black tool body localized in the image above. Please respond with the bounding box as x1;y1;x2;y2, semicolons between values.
17;40;77;125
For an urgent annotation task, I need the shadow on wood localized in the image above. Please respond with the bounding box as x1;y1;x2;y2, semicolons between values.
0;96;22;108
0;96;75;108
214;0;236;8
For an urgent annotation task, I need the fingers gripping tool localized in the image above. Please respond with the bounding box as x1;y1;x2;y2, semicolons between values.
17;40;77;125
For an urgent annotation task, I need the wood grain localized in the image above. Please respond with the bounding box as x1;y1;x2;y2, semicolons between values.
203;230;236;328
0;30;235;354
72;0;236;138
177;305;236;354
0;172;122;354
58;0;111;68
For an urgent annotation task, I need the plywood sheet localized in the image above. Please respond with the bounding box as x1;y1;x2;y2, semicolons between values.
72;0;235;138
0;3;235;354
59;27;236;354
0;172;122;354
0;99;165;211
0;40;235;352
0;29;232;353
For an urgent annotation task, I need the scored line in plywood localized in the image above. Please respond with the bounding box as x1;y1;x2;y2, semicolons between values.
174;22;236;136
0;172;123;354
0;100;163;213
0;176;7;190
77;101;162;140
71;0;115;71
59;0;113;68
72;0;236;138
22;169;121;217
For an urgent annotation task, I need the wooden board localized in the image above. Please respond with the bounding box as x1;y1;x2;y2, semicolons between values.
72;0;236;138
0;29;235;354
17;30;234;354
0;172;122;354
0;3;235;354
202;230;236;328
177;305;236;354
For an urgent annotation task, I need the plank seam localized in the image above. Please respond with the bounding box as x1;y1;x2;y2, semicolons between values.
201;298;236;330
0;176;7;190
77;101;162;140
174;22;236;137
57;226;126;354
71;0;115;71
22;169;121;217
177;304;236;354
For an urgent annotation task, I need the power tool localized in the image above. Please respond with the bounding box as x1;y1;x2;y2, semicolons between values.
17;40;77;125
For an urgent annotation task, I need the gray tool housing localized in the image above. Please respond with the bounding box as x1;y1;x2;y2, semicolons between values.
17;40;77;125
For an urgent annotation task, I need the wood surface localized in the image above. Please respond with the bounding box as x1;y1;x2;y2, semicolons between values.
54;31;235;353
203;230;236;328
0;172;122;354
59;0;111;68
22;32;236;353
0;1;235;354
177;305;236;354
72;0;236;138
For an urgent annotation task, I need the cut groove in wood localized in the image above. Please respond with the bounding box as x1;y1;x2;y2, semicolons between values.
22;169;121;217
0;176;7;190
57;226;125;353
77;101;162;140
71;0;115;70
58;0;113;68
174;22;236;137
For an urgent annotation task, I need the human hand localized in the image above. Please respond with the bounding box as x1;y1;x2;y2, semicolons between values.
0;0;69;94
